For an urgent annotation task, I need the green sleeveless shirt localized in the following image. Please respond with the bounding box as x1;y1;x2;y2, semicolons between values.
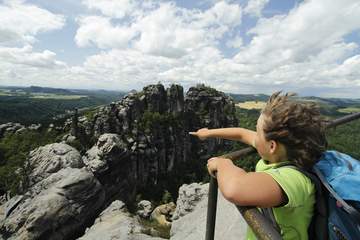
246;159;315;240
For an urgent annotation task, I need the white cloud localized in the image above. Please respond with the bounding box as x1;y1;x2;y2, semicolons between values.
2;0;360;98
244;0;269;18
0;0;65;45
133;3;207;58
238;1;360;65
0;45;66;68
0;0;68;88
82;0;137;19
226;0;360;94
67;0;360;97
75;16;136;49
75;1;242;58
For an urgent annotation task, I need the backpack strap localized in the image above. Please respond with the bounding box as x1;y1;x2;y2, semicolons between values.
282;165;328;240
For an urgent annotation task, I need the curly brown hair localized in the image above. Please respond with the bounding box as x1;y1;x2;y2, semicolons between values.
260;91;328;170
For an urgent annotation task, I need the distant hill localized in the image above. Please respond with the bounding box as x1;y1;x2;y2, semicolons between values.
228;93;270;102
0;86;127;125
28;86;73;95
229;93;360;116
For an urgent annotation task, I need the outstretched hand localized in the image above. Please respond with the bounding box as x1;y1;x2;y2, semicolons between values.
188;128;210;140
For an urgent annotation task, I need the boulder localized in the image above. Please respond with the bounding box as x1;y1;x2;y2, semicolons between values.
0;143;105;240
0;168;105;240
137;200;153;218
82;134;129;175
26;143;84;186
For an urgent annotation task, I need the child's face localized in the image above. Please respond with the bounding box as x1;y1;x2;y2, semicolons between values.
255;114;272;160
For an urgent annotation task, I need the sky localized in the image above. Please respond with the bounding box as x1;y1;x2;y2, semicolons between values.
0;0;360;98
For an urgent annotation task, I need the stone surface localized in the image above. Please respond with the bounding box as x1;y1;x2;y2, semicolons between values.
26;143;84;187
170;182;248;240
0;143;105;240
77;200;164;240
0;123;43;139
82;134;129;174
0;168;105;240
137;200;153;218
65;83;238;206
0;122;25;138
82;133;132;205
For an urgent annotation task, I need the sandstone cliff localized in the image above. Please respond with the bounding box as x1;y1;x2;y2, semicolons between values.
0;83;240;240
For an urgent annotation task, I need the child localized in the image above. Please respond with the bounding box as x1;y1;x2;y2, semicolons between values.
189;91;328;239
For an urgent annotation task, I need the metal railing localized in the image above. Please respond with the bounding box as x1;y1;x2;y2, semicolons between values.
205;112;360;240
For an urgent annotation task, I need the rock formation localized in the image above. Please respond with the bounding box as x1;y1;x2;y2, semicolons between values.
0;143;105;240
67;83;238;205
0;123;42;138
25;143;84;187
0;83;240;240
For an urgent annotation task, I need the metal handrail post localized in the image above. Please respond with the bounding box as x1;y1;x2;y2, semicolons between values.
205;177;218;240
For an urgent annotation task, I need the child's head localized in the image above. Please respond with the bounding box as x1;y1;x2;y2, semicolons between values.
255;91;327;169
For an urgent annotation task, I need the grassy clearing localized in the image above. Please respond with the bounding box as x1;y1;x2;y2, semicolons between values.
235;101;266;110
0;90;87;99
30;94;87;99
337;107;360;113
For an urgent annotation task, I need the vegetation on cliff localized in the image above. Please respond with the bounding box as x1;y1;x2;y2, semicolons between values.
0;128;64;195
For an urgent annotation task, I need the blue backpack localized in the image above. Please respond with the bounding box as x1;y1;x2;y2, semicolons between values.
264;150;360;239
309;150;360;240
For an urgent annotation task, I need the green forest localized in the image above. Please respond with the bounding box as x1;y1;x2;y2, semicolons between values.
0;87;125;125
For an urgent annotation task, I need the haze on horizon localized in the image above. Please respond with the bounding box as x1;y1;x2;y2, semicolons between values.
1;0;360;98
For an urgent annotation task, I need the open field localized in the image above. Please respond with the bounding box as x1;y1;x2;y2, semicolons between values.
235;101;266;110
30;93;88;99
0;89;88;99
337;107;360;113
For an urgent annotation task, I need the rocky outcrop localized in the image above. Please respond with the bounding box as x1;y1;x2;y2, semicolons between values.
0;123;25;138
0;83;240;240
0;143;105;240
67;83;238;205
26;143;84;187
77;200;164;240
0;123;43;139
170;182;248;240
82;134;128;174
82;134;131;204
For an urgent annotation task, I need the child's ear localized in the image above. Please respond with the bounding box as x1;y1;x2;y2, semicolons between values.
269;140;277;154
